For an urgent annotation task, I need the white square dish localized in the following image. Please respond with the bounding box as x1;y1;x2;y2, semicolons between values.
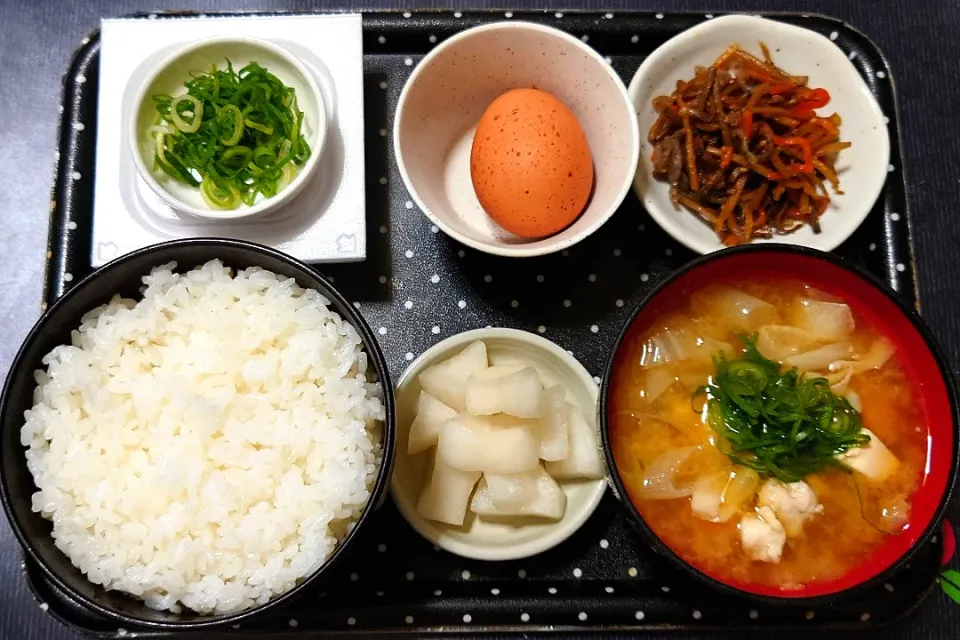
91;14;367;266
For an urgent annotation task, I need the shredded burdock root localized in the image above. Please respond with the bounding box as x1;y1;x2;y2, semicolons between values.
648;43;851;245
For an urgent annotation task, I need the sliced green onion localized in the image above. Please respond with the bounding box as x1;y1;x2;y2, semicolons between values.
217;105;244;146
288;95;301;149
253;145;277;169
153;131;200;186
277;162;297;190
244;118;274;135
200;177;240;210
218;146;253;174
295;135;311;164
170;95;203;133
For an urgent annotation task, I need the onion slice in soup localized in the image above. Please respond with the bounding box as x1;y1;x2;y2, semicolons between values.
631;446;698;500
690;286;779;332
691;468;761;523
756;325;823;362
643;368;676;403
829;336;896;375
784;342;854;371
788;298;856;340
640;329;734;369
844;388;863;412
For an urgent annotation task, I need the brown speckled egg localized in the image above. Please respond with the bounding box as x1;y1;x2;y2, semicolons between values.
470;88;594;239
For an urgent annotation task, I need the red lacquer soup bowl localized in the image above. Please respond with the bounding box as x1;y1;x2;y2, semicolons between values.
599;244;958;603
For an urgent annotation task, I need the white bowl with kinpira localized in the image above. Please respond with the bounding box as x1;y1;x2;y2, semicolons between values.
629;14;890;254
390;329;607;561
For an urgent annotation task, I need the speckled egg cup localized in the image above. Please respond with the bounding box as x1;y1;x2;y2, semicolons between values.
394;21;640;258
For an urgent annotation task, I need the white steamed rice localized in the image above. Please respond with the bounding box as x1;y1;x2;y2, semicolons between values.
21;260;385;614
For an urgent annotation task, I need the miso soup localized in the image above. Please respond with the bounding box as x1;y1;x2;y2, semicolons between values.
608;279;928;591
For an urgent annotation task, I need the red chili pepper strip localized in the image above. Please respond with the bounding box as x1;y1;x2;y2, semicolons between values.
787;88;830;120
786;105;817;121
773;136;814;174
803;88;831;108
741;111;754;138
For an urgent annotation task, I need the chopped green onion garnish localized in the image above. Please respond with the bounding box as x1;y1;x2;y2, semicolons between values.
151;60;311;211
697;334;870;483
217;105;244;146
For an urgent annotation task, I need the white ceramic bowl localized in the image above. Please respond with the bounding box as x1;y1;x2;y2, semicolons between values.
391;328;607;561
130;37;327;221
628;15;890;254
394;22;640;257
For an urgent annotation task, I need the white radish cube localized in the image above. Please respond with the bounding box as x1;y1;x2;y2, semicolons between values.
436;414;540;474
418;341;488;411
470;466;566;520
416;456;481;526
408;391;458;455
837;428;899;481
483;469;539;510
538;386;570;461
545;405;604;480
465;366;544;418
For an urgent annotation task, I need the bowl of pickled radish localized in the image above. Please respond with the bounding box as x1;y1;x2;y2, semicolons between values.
129;37;326;220
600;244;957;602
390;328;607;561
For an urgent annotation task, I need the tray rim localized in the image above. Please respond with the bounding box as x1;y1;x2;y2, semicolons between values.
32;7;932;638
19;552;943;638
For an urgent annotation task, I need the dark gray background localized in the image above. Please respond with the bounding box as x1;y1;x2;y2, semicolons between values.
1;1;958;638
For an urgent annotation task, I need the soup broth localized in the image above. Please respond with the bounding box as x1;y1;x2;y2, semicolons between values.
609;279;928;591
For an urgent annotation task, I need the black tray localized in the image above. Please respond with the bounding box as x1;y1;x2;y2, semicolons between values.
35;9;933;637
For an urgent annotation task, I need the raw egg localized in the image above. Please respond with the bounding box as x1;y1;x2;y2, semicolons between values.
470;88;594;239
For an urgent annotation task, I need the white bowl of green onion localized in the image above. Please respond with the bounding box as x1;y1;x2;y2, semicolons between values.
130;37;326;220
